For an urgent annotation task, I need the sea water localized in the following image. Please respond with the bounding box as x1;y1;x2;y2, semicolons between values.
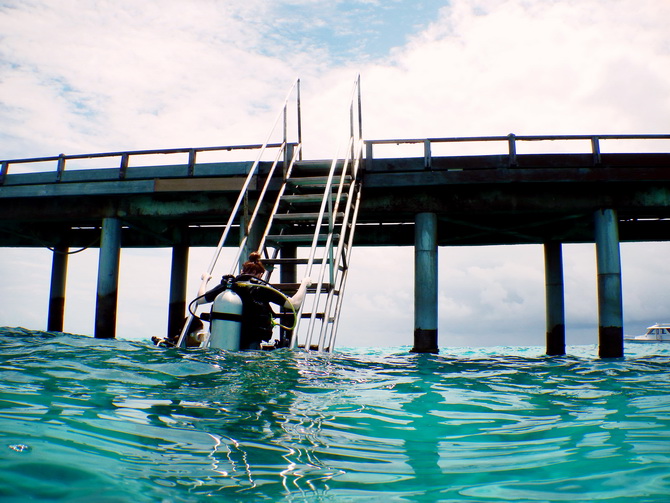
1;328;670;502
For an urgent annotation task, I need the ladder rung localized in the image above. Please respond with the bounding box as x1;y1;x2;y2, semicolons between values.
273;212;344;221
292;160;334;172
297;343;334;351
263;257;322;265
272;282;334;293
263;257;346;273
282;193;348;204
266;233;338;244
288;176;351;187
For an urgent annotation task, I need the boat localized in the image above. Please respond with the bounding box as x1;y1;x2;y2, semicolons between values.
624;323;670;342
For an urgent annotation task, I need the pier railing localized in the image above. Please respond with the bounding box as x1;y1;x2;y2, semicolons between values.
0;142;301;185
4;134;670;186
364;134;670;169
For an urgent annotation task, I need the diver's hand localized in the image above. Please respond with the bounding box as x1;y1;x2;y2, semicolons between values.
197;273;213;299
301;277;312;287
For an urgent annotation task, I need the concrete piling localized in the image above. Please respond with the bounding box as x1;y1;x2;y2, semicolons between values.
544;241;566;356
413;212;438;353
95;218;121;339
167;243;189;339
47;244;68;332
594;209;624;358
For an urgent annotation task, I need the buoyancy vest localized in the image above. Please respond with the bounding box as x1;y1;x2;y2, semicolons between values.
231;275;281;346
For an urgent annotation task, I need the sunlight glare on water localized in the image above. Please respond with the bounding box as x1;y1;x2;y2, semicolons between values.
1;327;670;502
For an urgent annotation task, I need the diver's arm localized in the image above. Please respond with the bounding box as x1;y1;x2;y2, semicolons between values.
284;277;312;309
195;273;213;305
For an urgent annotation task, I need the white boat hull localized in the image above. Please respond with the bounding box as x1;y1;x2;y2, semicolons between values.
624;323;670;343
625;337;670;343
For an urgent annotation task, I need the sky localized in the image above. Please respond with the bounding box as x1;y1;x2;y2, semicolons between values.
1;0;670;349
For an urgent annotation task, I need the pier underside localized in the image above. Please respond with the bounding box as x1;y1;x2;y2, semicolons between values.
2;155;670;249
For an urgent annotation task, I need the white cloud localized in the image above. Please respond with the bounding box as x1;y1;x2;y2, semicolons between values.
0;248;52;328
0;0;307;156
362;0;670;140
1;0;670;349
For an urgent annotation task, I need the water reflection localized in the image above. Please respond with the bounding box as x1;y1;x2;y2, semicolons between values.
3;331;670;501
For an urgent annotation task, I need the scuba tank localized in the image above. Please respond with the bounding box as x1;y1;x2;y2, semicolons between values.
209;288;243;350
191;273;297;351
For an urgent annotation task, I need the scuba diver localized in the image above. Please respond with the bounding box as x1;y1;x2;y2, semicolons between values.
193;252;312;350
153;252;311;350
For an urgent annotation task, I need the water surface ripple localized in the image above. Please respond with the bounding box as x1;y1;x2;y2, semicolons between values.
1;328;670;502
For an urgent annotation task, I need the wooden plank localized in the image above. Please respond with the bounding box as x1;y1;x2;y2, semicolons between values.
367;153;670;173
153;177;247;192
363;165;670;188
0;180;156;197
1;161;256;186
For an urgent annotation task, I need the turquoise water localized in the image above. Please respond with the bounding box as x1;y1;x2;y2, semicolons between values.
2;328;670;502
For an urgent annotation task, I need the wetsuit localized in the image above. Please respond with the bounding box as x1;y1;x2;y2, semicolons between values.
230;275;288;350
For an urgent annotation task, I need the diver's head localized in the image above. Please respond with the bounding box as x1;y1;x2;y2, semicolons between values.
241;252;265;278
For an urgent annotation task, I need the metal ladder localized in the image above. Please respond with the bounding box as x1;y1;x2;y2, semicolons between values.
259;76;364;352
178;77;362;352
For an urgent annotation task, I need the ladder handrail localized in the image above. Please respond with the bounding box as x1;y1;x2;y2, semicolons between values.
204;79;301;276
177;79;301;348
291;75;362;351
256;146;301;253
316;139;364;351
290;138;356;349
322;142;364;351
231;142;303;273
288;153;342;349
306;141;354;348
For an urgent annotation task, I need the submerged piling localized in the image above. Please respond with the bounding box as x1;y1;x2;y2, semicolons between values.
280;244;297;342
594;209;624;358
544;241;566;356
413;212;438;353
95;217;121;339
167;243;189;339
47;244;69;332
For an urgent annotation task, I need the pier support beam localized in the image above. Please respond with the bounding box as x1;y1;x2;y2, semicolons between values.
240;210;265;267
47;244;69;332
594;209;624;358
167;242;189;339
280;244;297;284
544;241;565;356
95;217;121;339
413;212;438;353
280;244;298;346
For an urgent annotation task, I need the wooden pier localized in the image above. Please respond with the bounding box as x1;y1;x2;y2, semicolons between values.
2;134;670;356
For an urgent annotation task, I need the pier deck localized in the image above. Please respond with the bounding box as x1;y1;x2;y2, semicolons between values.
2;136;670;249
